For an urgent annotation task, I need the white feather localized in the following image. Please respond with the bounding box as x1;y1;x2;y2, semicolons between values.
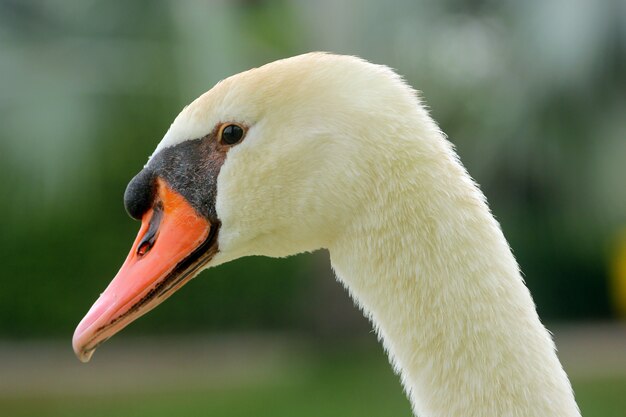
154;52;581;417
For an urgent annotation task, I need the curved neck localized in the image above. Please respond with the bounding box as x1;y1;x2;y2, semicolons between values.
328;133;580;416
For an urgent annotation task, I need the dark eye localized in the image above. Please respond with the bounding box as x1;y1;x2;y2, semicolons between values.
220;124;245;145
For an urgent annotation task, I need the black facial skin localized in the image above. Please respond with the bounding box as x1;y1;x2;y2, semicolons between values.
124;169;155;220
123;128;228;223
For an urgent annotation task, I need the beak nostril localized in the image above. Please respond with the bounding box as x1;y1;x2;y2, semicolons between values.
137;241;152;257
137;203;163;258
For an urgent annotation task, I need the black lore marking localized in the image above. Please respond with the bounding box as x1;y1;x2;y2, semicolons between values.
124;128;227;222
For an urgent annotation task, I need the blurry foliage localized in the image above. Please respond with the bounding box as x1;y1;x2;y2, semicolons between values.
0;0;624;337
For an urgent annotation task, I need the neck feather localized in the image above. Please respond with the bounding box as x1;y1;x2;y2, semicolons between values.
328;125;580;417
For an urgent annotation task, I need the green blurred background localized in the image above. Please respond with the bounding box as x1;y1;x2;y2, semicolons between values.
1;0;625;416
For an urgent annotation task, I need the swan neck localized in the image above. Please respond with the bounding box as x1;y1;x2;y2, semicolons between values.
328;141;580;416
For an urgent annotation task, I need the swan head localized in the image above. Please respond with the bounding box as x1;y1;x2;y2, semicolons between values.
72;52;424;362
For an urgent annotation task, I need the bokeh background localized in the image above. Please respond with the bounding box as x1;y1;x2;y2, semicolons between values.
1;0;625;416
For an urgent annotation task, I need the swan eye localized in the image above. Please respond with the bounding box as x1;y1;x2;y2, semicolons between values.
219;124;245;145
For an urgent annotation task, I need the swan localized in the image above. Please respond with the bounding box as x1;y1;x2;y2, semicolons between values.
72;52;581;417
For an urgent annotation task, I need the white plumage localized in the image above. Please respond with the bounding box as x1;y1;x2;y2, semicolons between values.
70;52;581;416
152;53;581;416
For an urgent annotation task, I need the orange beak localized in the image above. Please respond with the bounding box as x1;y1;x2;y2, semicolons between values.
72;178;216;362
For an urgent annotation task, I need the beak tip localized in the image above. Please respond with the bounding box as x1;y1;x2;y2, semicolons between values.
72;327;94;363
72;340;95;363
78;349;94;363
